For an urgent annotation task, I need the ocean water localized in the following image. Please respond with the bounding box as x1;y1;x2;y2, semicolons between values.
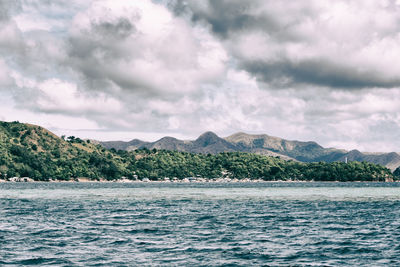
1;182;400;266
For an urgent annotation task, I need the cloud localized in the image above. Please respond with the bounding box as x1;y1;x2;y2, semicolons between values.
12;1;91;32
0;59;13;86
1;0;228;129
0;0;20;21
66;0;227;96
174;0;400;89
1;0;400;152
35;79;122;115
0;19;24;55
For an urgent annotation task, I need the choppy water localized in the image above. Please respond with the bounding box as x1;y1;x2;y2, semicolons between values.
1;182;400;266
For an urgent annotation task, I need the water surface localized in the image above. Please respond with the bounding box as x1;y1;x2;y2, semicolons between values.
1;182;400;266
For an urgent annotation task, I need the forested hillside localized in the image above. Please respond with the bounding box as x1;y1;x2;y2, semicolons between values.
0;121;125;180
0;121;395;182
100;132;400;170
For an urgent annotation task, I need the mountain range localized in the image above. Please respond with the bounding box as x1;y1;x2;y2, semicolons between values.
99;131;400;171
1;121;395;182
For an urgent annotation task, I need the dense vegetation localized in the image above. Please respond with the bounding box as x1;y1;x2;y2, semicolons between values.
0;121;395;182
124;149;394;182
394;167;400;180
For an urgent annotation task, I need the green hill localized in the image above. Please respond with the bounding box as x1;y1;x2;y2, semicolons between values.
0;121;395;182
0;121;126;181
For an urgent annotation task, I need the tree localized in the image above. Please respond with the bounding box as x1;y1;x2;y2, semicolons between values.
394;167;400;180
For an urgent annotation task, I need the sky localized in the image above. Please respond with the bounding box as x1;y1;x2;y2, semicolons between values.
1;0;400;151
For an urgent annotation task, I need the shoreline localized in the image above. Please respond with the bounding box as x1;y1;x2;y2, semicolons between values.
0;178;396;183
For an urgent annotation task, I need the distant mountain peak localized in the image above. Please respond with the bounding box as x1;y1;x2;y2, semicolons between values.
227;132;269;139
194;131;224;147
228;132;250;137
157;136;179;142
197;131;219;138
97;130;400;170
129;138;145;143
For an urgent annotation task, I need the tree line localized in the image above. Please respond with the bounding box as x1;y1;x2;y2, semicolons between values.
0;121;396;181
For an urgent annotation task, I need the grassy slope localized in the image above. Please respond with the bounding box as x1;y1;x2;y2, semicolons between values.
0;121;128;180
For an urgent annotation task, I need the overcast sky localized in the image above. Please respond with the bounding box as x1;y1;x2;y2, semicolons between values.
1;0;400;151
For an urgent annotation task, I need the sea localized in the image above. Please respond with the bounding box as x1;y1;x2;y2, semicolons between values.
1;182;400;266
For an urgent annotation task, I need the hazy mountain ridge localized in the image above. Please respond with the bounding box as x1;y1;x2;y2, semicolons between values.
99;132;400;170
101;132;235;154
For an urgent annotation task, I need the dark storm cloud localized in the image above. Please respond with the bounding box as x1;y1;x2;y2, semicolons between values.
66;17;141;92
171;0;400;89
172;0;279;39
244;60;400;89
66;15;155;94
68;17;135;59
92;18;135;39
171;0;312;40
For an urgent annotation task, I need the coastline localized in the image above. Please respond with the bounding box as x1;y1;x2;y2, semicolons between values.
0;178;396;183
0;178;275;183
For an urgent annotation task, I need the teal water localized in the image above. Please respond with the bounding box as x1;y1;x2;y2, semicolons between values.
1;182;400;266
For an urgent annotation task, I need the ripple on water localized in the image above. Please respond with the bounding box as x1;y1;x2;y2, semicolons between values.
1;182;400;266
